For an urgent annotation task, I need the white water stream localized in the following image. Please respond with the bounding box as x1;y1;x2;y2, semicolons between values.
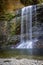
17;5;38;49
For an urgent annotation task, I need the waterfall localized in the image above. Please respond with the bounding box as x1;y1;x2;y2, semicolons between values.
25;6;33;48
21;7;26;43
16;5;38;49
33;5;38;42
29;6;32;41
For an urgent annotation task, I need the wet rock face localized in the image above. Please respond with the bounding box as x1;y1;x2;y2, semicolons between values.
0;59;43;65
33;4;43;48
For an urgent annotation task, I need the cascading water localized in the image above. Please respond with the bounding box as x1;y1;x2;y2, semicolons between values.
16;5;38;49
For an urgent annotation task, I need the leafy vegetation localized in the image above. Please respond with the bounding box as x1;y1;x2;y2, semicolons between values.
20;0;43;6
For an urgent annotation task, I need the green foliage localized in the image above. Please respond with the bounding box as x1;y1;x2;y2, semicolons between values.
20;0;43;6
